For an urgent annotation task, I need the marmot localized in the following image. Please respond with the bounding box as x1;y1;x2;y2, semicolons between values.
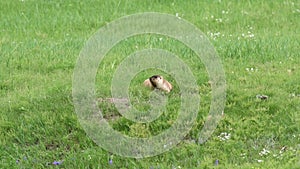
143;75;172;93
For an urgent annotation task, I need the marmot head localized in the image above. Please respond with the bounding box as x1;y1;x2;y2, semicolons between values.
149;75;163;87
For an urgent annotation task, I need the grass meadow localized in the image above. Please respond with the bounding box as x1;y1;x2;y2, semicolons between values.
1;0;299;168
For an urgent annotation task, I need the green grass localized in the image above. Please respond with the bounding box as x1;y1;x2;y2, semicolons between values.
1;0;299;168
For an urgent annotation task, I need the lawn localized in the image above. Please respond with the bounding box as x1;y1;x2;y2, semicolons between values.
0;0;299;168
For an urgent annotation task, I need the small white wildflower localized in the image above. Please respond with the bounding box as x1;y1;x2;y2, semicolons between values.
175;13;181;19
257;160;263;163
216;18;223;23
259;148;270;156
159;37;163;41
222;10;229;14
218;132;231;141
246;67;257;72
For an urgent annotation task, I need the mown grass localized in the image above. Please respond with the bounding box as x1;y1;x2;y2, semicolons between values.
1;0;299;168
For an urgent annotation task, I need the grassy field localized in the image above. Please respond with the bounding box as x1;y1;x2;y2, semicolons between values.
1;0;299;168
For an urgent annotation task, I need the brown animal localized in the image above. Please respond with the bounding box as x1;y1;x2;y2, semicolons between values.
143;75;172;93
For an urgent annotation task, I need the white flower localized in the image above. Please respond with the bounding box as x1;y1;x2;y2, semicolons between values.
175;13;182;19
222;10;229;14
216;18;223;23
259;148;270;156
246;67;257;72
218;132;231;141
